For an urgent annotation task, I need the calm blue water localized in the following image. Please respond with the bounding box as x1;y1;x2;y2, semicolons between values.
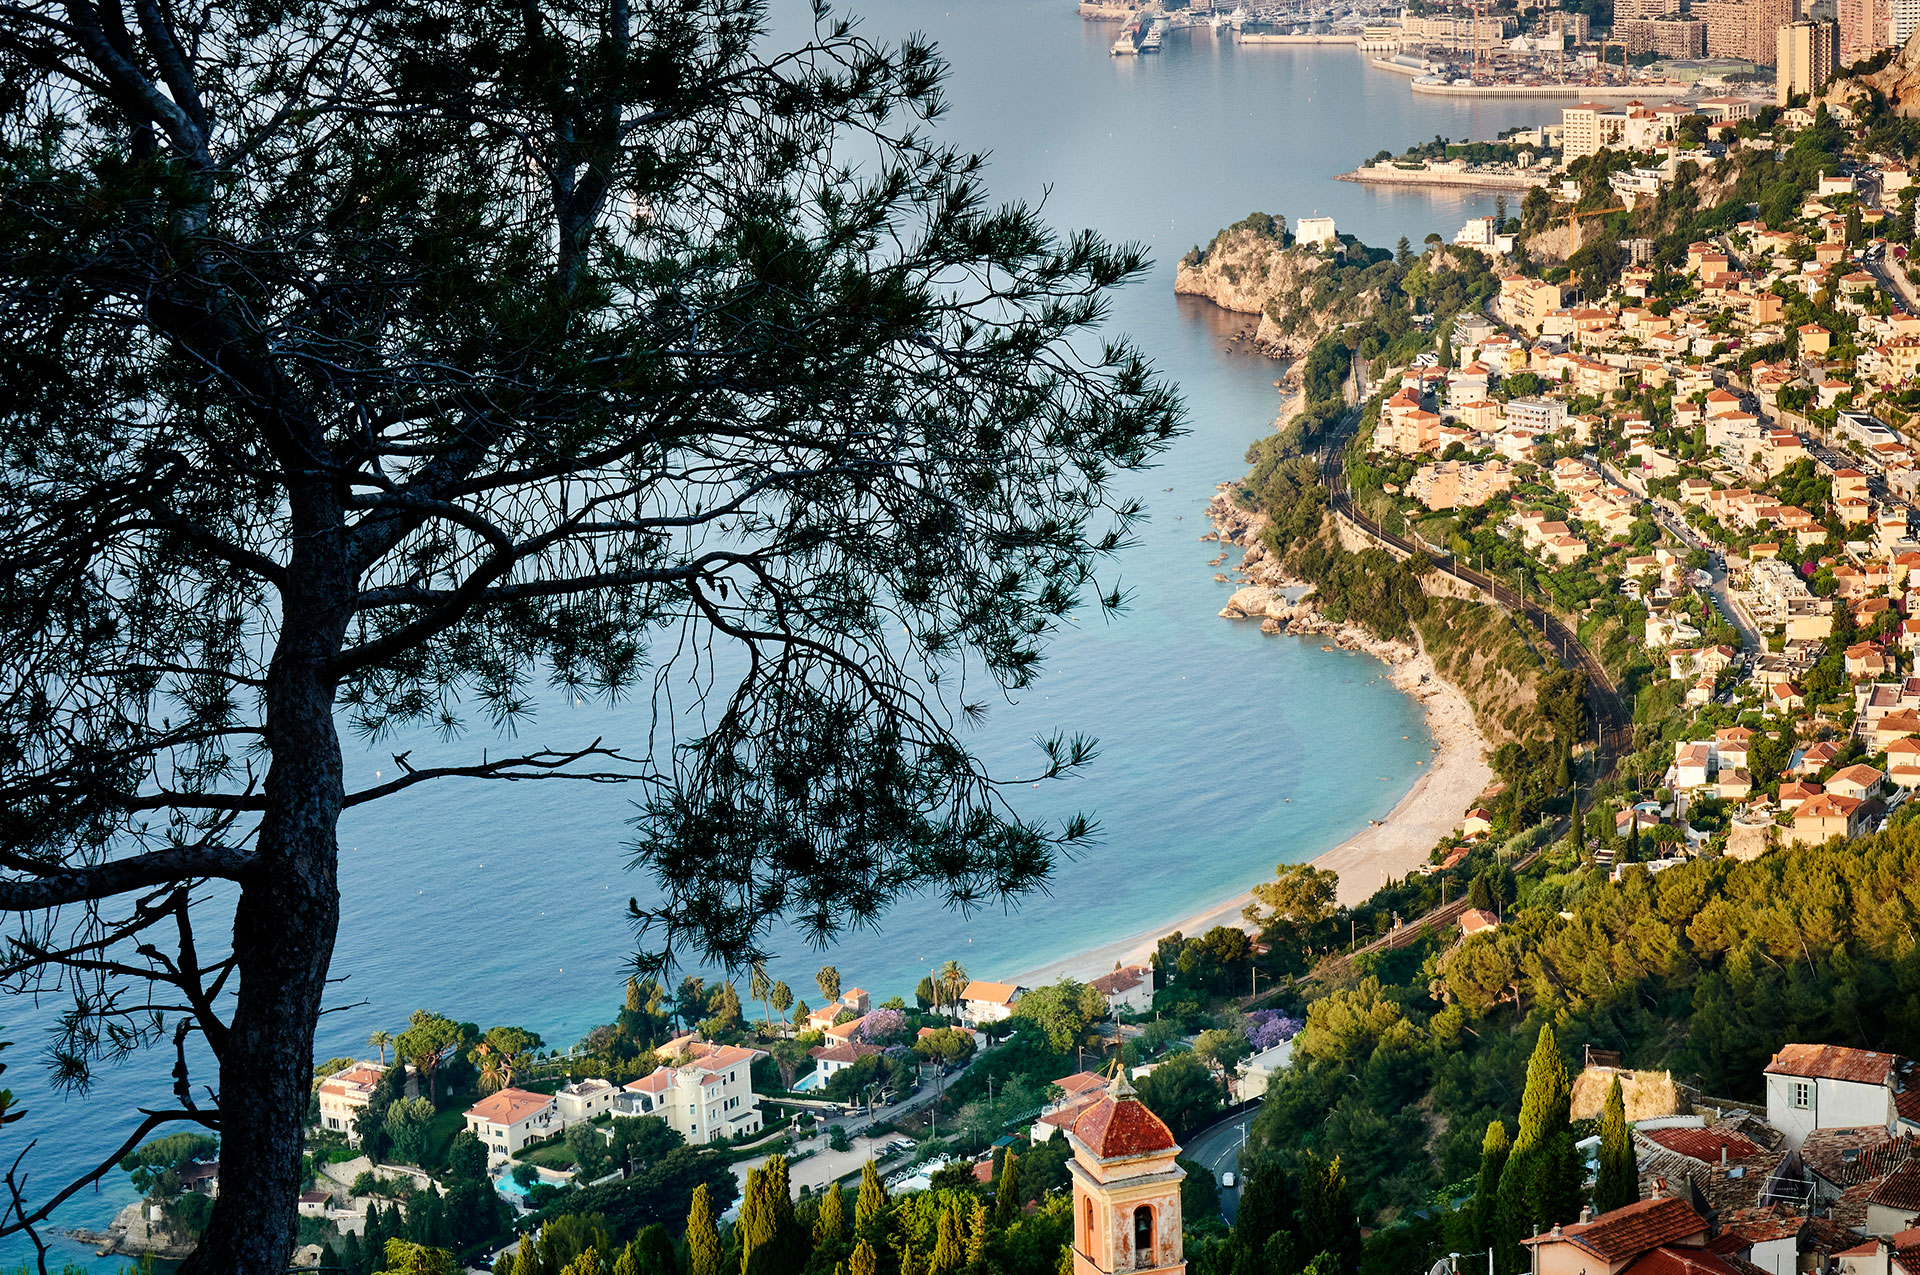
8;8;1564;1264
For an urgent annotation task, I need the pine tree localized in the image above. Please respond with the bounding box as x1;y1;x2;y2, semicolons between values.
966;1199;989;1272
688;1184;726;1275
931;1206;962;1275
1472;1120;1510;1249
855;1160;889;1239
1593;1077;1636;1215
993;1151;1022;1229
814;1181;848;1247
849;1243;878;1275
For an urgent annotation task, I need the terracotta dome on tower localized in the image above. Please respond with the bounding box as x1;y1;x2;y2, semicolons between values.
1067;1071;1178;1161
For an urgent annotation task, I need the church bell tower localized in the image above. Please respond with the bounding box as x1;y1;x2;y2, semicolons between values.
1063;1071;1187;1275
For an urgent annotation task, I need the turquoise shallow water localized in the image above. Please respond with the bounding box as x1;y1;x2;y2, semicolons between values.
5;6;1566;1263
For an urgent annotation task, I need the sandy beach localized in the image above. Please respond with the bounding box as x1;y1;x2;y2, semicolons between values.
1010;634;1492;988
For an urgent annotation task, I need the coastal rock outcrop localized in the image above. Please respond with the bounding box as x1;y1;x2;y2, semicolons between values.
68;1201;200;1260
1174;217;1337;358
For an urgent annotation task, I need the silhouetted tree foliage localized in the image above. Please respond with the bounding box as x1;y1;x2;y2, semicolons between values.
0;0;1181;1266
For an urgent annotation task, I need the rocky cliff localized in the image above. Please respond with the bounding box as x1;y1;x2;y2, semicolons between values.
1829;31;1920;115
1173;220;1335;357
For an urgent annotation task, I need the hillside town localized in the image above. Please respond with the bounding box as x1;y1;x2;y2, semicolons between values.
1288;80;1920;865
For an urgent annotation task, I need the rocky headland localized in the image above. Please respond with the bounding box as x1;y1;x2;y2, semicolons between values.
1172;216;1342;357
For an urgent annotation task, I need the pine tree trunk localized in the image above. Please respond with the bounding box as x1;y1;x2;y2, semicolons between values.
179;481;350;1274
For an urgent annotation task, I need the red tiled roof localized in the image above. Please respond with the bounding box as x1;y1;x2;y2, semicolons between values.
809;1042;882;1065
1871;1159;1920;1212
1717;1208;1803;1245
961;981;1019;1005
1460;908;1501;936
1765;1043;1900;1085
1524;1197;1708;1263
1621;1246;1760;1275
465;1087;554;1126
1800;1128;1909;1188
1643;1127;1762;1164
1898;1080;1920;1125
1068;1081;1178;1160
1089;966;1150;997
1053;1071;1110;1099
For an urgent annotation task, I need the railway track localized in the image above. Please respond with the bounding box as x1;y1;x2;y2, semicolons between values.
1312;397;1632;772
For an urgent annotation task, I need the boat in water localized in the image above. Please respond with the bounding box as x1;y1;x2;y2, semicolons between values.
1141;16;1168;50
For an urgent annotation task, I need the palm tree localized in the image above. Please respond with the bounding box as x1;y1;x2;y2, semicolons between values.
368;1030;392;1066
938;962;968;1018
750;961;773;1032
474;1044;513;1095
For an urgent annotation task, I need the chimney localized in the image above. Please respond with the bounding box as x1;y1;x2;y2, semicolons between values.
1552;1224;1564;1239
1579;1207;1593;1224
1721;1146;1729;1169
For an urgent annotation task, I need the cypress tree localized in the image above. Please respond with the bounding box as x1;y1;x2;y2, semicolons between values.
1472;1120;1510;1250
1468;873;1495;914
1623;814;1639;865
766;1155;802;1275
849;1242;878;1275
689;1184;726;1275
1594;1077;1636;1215
900;1246;920;1275
1295;1153;1359;1275
1495;1025;1576;1274
1570;795;1586;864
932;1206;962;1275
740;1165;775;1275
614;1247;642;1275
855;1161;889;1239
636;1227;679;1275
814;1182;848;1247
966;1199;989;1272
993;1152;1021;1229
512;1233;543;1275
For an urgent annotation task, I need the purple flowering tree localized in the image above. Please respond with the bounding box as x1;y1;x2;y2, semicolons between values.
856;1008;909;1045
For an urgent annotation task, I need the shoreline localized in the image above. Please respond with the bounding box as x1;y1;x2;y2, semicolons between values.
1010;492;1493;989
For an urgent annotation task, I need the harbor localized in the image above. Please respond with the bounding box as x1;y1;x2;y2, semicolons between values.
1080;2;1771;100
1111;14;1169;54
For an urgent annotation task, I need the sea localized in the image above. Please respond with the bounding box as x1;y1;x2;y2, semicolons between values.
7;6;1561;1265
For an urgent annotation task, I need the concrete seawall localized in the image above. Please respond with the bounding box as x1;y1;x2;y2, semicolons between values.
1337;167;1548;191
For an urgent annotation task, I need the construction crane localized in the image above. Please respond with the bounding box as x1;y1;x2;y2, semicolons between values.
1563;204;1628;226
